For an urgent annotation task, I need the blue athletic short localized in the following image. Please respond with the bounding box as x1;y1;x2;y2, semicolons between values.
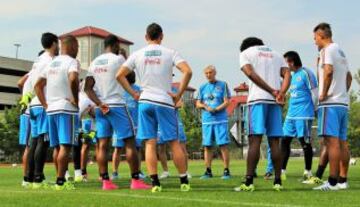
318;106;348;140
30;106;48;138
19;114;31;146
48;113;79;147
245;103;283;137
283;119;312;138
202;122;230;146
95;106;134;140
137;102;178;143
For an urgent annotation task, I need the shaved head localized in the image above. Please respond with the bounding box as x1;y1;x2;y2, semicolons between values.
61;35;78;58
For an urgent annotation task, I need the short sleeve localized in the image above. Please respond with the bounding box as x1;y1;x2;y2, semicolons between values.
323;46;334;66
196;87;203;101
122;53;137;71
39;65;48;79
68;59;80;74
172;50;185;66
239;51;251;69
223;82;231;98
303;70;318;90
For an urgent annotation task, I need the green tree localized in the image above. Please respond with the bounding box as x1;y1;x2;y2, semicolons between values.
0;105;22;163
179;106;202;154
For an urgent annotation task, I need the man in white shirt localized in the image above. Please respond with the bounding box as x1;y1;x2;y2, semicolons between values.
35;35;79;190
312;23;352;191
27;33;59;189
117;23;192;193
235;37;290;192
84;35;150;190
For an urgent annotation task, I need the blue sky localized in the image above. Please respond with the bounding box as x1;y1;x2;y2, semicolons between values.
1;0;359;91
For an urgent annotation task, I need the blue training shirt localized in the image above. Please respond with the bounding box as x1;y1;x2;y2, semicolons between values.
197;80;231;124
123;84;141;126
286;67;318;119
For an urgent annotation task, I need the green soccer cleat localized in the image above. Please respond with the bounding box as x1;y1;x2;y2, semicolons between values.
32;182;50;190
151;185;162;193
22;181;32;189
180;184;191;192
302;176;322;185
74;175;84;183
53;182;76;191
234;184;255;192
273;184;284;191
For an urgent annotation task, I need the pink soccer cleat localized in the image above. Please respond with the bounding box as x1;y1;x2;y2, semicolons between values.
102;180;118;190
130;179;151;190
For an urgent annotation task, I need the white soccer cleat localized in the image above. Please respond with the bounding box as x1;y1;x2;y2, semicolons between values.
159;171;170;179
313;182;339;191
337;182;349;190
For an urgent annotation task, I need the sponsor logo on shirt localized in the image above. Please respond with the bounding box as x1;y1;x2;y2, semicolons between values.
50;61;61;67
94;67;108;73
258;52;273;58
145;50;162;57
144;58;161;65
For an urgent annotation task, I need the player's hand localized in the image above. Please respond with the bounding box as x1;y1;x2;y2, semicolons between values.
271;89;279;98
319;94;327;102
168;92;181;106
67;98;79;109
99;103;110;115
206;106;216;113
132;92;140;101
276;92;285;105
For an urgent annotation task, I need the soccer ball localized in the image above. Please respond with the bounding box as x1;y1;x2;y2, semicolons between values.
350;158;357;165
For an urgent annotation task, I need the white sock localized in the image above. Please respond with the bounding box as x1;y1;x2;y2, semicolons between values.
304;170;312;175
281;169;286;174
75;169;82;177
179;173;187;178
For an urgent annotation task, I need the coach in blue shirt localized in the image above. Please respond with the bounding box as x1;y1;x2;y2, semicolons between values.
196;65;231;180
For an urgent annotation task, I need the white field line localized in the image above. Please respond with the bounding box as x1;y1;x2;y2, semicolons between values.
0;189;306;207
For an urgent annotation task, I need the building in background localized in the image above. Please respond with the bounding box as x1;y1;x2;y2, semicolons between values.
59;26;133;70
0;56;32;110
0;26;133;109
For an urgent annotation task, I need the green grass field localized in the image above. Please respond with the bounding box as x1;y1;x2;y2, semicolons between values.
0;158;359;207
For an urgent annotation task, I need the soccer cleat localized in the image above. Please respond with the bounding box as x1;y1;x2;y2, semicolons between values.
302;176;322;184
111;172;120;180
130;179;151;190
221;173;231;180
264;172;273;180
102;180;118;190
313;182;339;191
139;172;147;180
22;181;32;188
273;184;283;191
53;182;76;191
200;172;213;179
151;185;162;193
337;182;349;190
180;184;191;192
303;171;312;181
234;184;255;192
74;175;84;183
159;171;170;179
32;182;50;190
281;172;287;181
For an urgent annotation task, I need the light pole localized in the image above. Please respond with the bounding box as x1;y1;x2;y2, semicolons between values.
14;43;21;59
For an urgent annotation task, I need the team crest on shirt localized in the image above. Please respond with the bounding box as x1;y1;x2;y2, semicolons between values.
296;76;302;82
215;86;222;92
50;61;61;67
95;59;108;65
338;50;346;58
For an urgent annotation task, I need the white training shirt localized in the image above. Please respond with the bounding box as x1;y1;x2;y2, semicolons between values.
79;91;95;118
40;55;80;115
87;53;126;105
29;51;53;107
122;44;185;107
318;43;350;107
239;45;287;105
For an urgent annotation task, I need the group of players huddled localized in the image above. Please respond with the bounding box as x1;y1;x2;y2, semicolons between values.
17;22;351;192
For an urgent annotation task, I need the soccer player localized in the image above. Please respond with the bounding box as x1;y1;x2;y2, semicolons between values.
17;72;33;187
312;23;352;191
281;51;318;181
111;71;146;180
117;23;192;192
35;35;79;190
27;33;59;189
85;34;150;190
196;65;231;180
235;37;290;192
158;85;190;179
